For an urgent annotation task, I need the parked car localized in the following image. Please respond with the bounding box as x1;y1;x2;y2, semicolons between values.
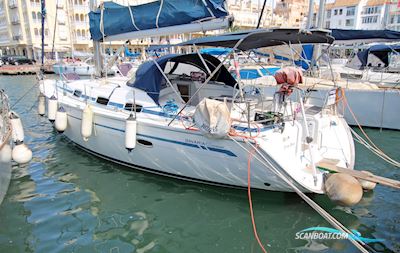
0;56;14;66
8;56;36;65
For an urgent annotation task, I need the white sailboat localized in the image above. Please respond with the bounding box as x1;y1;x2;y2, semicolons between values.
39;2;356;195
0;90;12;205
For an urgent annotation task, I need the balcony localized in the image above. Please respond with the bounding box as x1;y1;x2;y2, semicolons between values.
75;36;88;42
13;35;22;40
73;5;88;12
74;21;88;27
9;1;18;8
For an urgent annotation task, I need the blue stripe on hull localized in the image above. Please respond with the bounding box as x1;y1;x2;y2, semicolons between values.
68;114;237;157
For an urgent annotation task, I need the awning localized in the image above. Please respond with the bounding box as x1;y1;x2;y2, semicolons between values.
128;53;236;103
177;29;334;50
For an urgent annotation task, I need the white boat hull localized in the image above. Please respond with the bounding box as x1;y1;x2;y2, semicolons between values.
262;86;400;130
53;64;115;76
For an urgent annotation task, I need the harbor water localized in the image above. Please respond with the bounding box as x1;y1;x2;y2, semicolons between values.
0;75;399;252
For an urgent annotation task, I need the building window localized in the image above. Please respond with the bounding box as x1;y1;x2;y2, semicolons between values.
362;16;378;23
327;10;331;18
338;20;342;26
325;21;330;28
397;15;400;23
345;19;354;26
339;9;343;15
32;12;36;19
34;28;38;36
334;9;338;15
364;6;380;15
346;6;355;16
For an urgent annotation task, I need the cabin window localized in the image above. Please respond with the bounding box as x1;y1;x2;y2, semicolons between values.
96;97;109;105
177;84;190;102
124;103;143;112
137;139;153;147
73;90;82;97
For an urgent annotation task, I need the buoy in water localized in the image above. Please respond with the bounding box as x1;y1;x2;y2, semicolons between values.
325;173;363;206
38;93;46;116
358;171;377;191
81;104;93;141
12;141;32;164
48;95;58;123
9;111;24;143
0;144;12;163
125;114;137;152
55;107;68;133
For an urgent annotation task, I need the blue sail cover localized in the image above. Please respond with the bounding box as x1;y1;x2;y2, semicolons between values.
128;54;237;103
357;44;400;67
331;29;400;41
90;1;228;41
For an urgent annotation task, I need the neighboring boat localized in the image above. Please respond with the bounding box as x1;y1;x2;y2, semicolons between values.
39;28;356;194
320;44;400;86
53;57;116;76
0;90;12;205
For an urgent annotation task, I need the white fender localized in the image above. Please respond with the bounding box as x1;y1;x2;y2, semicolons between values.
81;105;93;141
12;141;32;164
9;111;24;143
38;93;46;116
48;95;58;122
125;114;137;152
55;107;68;133
0;144;12;163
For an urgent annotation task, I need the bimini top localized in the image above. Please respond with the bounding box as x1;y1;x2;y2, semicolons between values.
89;0;228;41
357;44;400;68
331;29;400;44
127;54;237;103
177;29;334;50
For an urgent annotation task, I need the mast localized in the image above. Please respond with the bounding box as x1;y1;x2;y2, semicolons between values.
306;0;314;29
41;0;46;68
89;0;103;77
51;0;58;59
316;0;325;29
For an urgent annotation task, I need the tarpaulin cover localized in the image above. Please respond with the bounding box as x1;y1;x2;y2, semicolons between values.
356;44;400;68
178;29;334;50
89;0;228;41
331;29;400;42
127;54;236;103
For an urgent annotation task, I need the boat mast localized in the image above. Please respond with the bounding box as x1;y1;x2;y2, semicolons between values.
306;0;314;29
51;0;58;59
316;0;325;29
41;0;46;69
89;0;103;77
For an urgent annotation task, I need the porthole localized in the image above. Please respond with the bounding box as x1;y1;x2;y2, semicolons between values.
96;97;109;105
137;139;153;147
125;103;142;112
73;90;82;97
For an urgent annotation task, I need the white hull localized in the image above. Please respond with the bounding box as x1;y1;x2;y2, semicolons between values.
53;64;115;76
40;78;355;193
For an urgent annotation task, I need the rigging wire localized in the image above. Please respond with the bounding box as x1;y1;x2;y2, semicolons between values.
256;0;268;29
229;136;371;253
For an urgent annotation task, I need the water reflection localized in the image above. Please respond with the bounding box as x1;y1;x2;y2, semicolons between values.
0;76;399;253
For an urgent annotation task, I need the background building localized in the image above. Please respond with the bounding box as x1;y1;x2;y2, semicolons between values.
4;0;398;60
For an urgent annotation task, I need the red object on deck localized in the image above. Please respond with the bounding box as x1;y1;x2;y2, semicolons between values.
274;67;303;85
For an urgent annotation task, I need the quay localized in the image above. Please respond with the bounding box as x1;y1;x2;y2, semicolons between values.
0;65;40;75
